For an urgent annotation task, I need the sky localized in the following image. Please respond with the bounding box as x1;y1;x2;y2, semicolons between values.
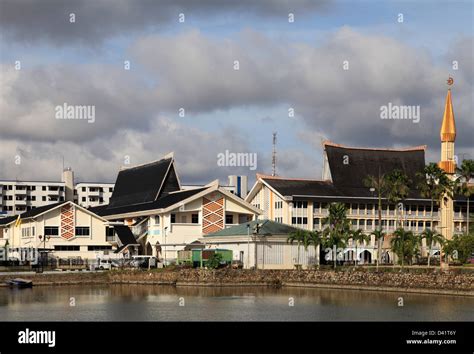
0;0;472;187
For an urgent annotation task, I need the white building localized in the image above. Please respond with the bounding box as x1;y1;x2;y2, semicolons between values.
0;201;115;260
0;169;114;217
93;154;261;262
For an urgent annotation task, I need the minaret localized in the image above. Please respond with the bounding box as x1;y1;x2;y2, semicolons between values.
438;84;456;240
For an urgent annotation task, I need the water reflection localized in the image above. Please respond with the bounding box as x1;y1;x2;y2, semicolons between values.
0;285;472;321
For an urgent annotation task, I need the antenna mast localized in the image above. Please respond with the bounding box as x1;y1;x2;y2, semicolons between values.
272;132;277;176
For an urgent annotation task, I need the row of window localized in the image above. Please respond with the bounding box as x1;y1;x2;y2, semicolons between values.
79;187;113;193
275;201;283;209
1;185;64;191
44;226;90;237
168;213;236;224
2;195;64;202
53;245;113;251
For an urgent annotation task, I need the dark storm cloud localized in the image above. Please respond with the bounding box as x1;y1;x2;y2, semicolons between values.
0;0;330;45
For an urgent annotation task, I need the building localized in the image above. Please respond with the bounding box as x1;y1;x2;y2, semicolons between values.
92;154;261;263
1;170;246;217
201;219;316;269
0;201;115;261
246;88;469;265
0;169;115;217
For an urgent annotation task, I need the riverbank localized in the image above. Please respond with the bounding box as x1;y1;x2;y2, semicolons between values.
1;267;473;296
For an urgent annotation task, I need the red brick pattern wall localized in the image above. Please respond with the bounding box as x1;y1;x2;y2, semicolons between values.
60;203;75;240
202;195;224;235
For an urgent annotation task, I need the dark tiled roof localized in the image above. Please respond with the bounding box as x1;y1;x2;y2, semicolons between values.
108;158;178;208
0;216;17;226
0;202;66;225
205;219;302;237
264;179;341;197
95;188;207;216
113;225;138;246
325;144;426;189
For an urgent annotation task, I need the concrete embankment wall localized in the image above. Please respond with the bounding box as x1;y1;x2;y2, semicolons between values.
0;268;473;296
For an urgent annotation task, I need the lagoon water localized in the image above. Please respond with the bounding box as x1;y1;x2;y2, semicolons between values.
0;285;472;321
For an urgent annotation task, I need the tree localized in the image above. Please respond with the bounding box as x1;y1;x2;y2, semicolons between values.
416;163;454;233
390;228;420;268
308;230;323;266
456;159;474;234
364;170;388;270
371;229;386;264
385;169;411;228
287;229;311;267
207;253;223;269
420;228;444;267
350;229;370;267
443;232;474;264
321;203;350;269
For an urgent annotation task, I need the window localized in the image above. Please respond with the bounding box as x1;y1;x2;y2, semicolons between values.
82;197;86;202
75;227;90;236
275;201;283;209
44;226;59;236
192;214;199;224
82;187;86;192
225;214;234;224
294;201;308;209
275;217;283;223
154;216;160;225
170;214;176;223
42;186;46;191
31;186;36;191
54;245;80;251
106;227;115;237
88;245;112;251
109;188;113;193
42;196;46;201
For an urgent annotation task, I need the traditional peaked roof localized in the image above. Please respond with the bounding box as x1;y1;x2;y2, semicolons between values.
204;219;301;237
113;225;139;252
0;202;66;225
260;176;339;197
440;89;456;142
108;155;180;209
323;141;426;189
0;201;107;226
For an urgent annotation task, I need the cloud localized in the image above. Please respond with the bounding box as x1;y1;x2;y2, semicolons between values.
0;27;472;183
0;0;330;45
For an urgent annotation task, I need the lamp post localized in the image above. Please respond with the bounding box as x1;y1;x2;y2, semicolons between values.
37;234;50;272
246;224;250;269
164;226;168;267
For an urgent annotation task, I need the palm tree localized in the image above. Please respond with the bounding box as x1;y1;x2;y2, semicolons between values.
416;163;454;233
420;228;445;267
364;169;388;270
308;230;323;266
371;229;386;265
456;159;474;234
390;228;416;269
287;229;310;268
385;169;411;228
322;203;350;269
350;229;370;266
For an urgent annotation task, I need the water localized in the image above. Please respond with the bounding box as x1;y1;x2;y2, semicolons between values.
0;285;472;321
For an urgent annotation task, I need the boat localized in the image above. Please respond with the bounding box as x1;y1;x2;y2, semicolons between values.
6;278;33;288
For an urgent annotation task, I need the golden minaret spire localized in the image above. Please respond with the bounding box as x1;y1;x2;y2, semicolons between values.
438;77;457;174
438;77;456;242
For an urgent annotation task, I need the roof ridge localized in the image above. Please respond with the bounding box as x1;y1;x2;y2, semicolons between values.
323;140;427;152
259;174;331;183
119;155;173;171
